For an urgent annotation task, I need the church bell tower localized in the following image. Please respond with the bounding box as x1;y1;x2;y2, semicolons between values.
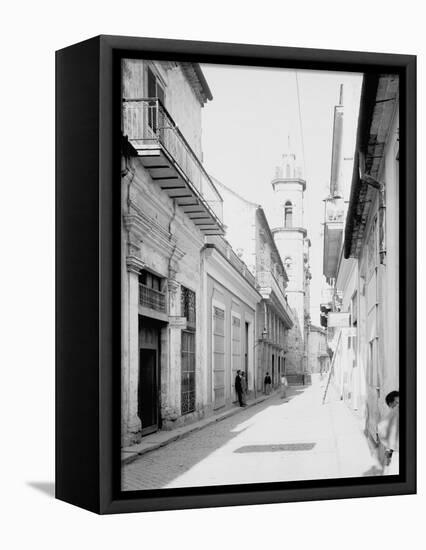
270;140;310;371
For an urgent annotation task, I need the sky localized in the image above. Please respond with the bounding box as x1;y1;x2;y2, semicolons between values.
200;63;362;325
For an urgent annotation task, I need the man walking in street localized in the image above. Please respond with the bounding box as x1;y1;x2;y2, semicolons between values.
235;370;245;407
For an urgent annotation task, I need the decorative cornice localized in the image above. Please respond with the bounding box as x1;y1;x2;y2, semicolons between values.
271;177;306;191
272;226;308;237
126;255;144;274
124;209;185;262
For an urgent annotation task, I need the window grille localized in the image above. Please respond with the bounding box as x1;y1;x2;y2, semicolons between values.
181;286;196;327
181;331;196;415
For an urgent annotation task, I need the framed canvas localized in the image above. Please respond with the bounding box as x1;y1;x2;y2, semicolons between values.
56;35;416;514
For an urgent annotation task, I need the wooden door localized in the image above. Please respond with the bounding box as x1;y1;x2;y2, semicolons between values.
138;348;158;436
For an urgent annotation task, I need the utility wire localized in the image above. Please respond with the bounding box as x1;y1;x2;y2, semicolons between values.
295;71;307;179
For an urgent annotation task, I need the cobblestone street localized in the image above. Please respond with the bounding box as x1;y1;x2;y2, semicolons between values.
122;376;380;491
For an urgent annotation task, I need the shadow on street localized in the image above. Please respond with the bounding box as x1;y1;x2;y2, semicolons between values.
234;442;316;453
123;385;308;490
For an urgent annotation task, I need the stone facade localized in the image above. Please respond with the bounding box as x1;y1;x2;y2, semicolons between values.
121;59;218;446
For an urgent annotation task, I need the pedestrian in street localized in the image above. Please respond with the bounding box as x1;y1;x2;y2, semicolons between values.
378;390;399;475
235;370;245;407
241;371;248;405
280;373;288;399
264;372;272;395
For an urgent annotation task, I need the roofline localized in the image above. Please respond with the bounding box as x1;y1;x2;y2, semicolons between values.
211;176;260;207
256;207;289;282
344;74;379;259
193;63;213;101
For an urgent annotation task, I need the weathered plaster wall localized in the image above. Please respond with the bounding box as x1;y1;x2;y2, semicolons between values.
122;59;203;158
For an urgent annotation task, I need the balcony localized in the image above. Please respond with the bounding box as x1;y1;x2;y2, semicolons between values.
139;283;166;313
205;236;256;288
323;197;345;281
257;270;293;328
122;98;224;235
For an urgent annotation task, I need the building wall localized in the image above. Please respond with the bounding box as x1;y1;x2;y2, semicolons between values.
284;319;304;375
359;104;400;438
273;229;305;334
329;100;399;440
122;59;203;158
308;329;329;374
205;270;257;408
121;153;207;445
256;302;287;390
121;59;210;446
212;179;257;274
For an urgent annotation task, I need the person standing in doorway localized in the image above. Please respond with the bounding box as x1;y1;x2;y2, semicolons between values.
235;370;245;407
264;371;272;395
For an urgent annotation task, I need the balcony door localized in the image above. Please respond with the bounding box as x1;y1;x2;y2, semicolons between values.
147;67;165;135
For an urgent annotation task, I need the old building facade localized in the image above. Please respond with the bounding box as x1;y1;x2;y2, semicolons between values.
308;325;330;374
212;179;295;391
323;75;400;443
202;236;259;409
120;59;225;446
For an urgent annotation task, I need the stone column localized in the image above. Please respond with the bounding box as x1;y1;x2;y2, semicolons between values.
122;214;144;444
161;274;184;428
125;256;144;440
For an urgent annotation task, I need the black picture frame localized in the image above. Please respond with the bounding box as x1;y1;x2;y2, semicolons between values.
56;35;416;514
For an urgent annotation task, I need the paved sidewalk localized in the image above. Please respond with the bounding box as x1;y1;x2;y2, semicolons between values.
121;390;278;465
122;376;381;491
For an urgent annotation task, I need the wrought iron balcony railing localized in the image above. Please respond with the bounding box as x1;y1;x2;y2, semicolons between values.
205;236;256;287
122;98;223;226
257;270;294;328
139;283;166;313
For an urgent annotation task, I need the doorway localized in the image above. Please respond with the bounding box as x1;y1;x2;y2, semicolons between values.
138;348;158;436
272;354;275;387
244;322;249;379
139;319;162;436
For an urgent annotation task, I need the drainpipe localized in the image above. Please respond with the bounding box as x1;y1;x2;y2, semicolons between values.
359;152;386;264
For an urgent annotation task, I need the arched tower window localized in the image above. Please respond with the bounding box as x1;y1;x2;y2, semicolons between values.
284;257;292;275
284;201;293;228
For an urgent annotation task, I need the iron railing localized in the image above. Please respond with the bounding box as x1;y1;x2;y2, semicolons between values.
139;283;166;312
205;236;256;287
122;98;223;222
257;270;294;324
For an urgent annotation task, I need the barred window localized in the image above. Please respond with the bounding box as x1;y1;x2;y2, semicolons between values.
181;331;196;415
181;286;196;328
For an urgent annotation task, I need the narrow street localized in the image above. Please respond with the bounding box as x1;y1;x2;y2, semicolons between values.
122;376;380;491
